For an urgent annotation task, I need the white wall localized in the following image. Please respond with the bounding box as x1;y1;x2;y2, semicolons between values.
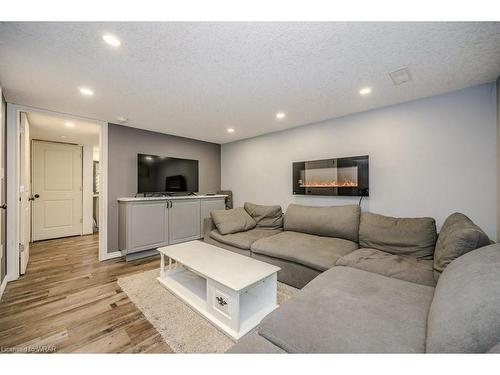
222;83;497;239
19;113;31;250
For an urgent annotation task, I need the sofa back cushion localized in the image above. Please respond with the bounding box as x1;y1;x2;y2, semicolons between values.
426;243;500;353
359;212;437;259
283;204;360;242
210;207;256;235
244;202;283;230
433;212;490;279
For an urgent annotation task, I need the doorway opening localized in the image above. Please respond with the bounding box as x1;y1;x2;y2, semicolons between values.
6;105;110;281
19;111;101;275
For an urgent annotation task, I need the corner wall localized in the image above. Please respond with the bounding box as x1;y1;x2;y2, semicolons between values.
222;83;498;239
107;124;221;253
497;77;500;241
0;90;5;287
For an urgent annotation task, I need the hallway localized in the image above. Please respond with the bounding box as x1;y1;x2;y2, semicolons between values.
0;235;172;353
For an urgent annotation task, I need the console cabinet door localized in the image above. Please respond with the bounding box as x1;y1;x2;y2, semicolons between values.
127;201;168;253
168;199;201;244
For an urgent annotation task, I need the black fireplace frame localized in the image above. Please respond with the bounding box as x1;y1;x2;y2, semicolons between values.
292;155;369;197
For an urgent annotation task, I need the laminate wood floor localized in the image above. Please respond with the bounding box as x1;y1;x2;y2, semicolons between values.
0;235;173;353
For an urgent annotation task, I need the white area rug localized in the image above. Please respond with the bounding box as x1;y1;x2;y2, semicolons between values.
118;268;299;353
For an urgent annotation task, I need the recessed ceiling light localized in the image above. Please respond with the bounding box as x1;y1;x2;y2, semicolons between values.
359;87;372;96
79;87;94;96
60;135;67;139
65;122;75;128
227;128;235;133
276;112;286;120
116;116;128;124
102;34;121;47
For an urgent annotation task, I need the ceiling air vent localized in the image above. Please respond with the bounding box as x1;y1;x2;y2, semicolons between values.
389;67;412;86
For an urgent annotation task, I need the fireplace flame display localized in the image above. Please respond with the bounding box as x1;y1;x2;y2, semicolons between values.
298;180;358;188
293;155;369;196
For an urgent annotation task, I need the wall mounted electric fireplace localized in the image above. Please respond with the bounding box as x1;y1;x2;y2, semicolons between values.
293;155;369;196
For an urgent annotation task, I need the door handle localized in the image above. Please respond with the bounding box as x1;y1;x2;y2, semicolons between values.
34;194;40;199
0;204;6;210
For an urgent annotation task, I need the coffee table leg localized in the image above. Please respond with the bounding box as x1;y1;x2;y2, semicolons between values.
160;253;164;277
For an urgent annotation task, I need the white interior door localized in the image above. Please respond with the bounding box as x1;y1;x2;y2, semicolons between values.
19;112;31;274
32;140;83;241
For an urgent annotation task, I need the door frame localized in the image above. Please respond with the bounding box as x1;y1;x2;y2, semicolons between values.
6;104;115;282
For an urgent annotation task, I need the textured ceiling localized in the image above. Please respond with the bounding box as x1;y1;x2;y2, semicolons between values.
1;22;499;144
28;112;100;146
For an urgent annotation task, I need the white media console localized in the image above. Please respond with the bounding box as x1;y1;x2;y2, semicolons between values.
118;195;226;256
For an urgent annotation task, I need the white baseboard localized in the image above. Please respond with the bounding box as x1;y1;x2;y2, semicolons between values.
0;276;8;301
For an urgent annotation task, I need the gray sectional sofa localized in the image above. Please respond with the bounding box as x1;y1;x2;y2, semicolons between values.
205;203;362;288
203;202;497;353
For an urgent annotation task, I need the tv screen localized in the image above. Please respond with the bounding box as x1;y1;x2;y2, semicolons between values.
137;154;199;194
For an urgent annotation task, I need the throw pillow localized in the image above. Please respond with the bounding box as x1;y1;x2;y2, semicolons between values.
210;207;256;235
244;202;283;230
433;212;490;280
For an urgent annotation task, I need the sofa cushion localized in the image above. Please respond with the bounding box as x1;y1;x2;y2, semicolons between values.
426;243;500;353
251;252;321;289
433;212;490;279
359;212;437;259
244;202;283;230
284;204;360;242
251;231;358;272
259;266;434;353
336;248;436;287
226;332;286;353
209;228;282;250
210;207;256;235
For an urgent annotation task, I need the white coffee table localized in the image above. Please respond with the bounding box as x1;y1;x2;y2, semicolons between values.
157;240;281;340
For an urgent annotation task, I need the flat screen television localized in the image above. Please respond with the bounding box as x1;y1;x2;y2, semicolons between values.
137;154;199;194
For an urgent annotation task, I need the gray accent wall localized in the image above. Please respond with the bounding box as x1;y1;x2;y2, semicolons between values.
107;124;221;253
222;83;498;239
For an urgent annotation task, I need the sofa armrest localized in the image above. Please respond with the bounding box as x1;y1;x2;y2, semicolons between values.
203;217;216;240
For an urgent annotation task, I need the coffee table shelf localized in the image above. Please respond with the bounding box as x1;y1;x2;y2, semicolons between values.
158;267;207;311
157;241;280;341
